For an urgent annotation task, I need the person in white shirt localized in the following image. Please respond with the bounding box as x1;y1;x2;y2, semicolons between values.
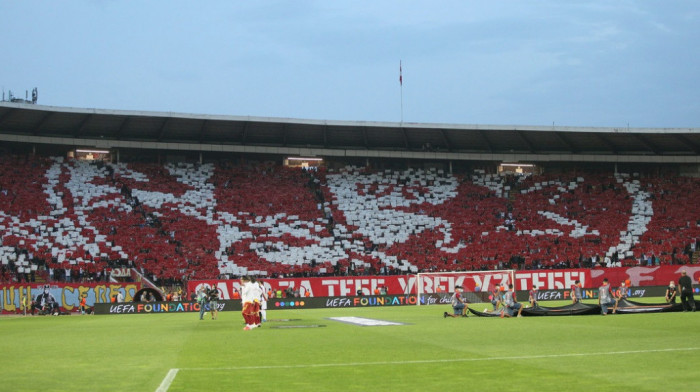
240;277;262;330
258;280;268;323
248;278;264;327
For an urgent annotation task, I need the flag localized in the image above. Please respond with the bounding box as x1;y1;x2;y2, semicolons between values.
399;61;403;86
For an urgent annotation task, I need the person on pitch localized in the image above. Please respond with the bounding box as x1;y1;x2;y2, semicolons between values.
80;294;88;315
528;285;538;308
598;278;615;315
491;284;503;311
197;288;207;320
257;279;268;323
500;284;522;318
208;286;219;320
665;281;677;304
571;280;582;304
240;277;254;329
612;281;628;314
444;285;468;318
241;277;264;330
678;271;696;312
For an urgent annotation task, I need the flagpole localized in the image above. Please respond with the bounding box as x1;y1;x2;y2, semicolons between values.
400;84;404;123
399;60;403;123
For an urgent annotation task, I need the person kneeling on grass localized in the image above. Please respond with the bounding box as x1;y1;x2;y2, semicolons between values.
665;281;677;304
444;286;468;318
491;285;503;311
500;284;522;318
528;285;538;308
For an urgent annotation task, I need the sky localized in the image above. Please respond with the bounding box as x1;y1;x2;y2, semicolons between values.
1;1;699;128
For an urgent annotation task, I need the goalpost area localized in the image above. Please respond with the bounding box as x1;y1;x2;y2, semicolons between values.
416;270;515;305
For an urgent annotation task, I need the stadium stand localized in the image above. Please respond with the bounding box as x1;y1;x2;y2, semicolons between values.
1;154;699;284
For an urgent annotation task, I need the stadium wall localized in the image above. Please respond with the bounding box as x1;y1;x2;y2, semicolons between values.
2;263;696;314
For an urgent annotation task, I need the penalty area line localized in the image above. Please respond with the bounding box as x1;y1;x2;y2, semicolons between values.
155;368;179;392
179;347;700;372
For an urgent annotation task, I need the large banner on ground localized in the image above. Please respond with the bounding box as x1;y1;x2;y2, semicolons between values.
1;282;140;315
188;265;699;298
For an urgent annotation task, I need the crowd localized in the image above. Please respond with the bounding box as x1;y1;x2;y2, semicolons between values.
1;155;700;289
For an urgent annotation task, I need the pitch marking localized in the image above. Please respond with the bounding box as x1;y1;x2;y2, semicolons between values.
181;347;700;371
155;368;178;392
328;316;405;326
157;347;699;390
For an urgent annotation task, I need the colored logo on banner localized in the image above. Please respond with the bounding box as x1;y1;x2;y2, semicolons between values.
275;301;306;308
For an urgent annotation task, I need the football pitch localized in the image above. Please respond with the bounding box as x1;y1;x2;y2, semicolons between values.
2;299;699;392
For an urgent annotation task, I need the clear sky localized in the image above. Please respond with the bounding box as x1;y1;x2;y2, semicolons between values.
1;1;699;128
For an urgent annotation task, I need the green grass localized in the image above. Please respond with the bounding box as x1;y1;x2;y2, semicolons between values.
1;299;699;392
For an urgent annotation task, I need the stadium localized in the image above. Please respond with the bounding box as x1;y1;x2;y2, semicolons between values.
1;99;699;391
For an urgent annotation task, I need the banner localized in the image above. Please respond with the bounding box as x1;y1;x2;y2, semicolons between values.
94;295;422;314
527;286;667;301
93;289;674;315
1;282;140;315
95;300;235;315
110;268;131;278
188;276;413;299
188;265;699;296
514;265;700;291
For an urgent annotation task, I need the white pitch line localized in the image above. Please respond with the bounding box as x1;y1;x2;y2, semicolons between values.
155;368;179;392
176;347;700;372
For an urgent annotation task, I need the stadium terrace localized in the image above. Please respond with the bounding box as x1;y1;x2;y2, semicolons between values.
0;103;699;315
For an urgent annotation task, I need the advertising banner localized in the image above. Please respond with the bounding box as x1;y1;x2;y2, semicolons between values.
94;295;423;314
188;265;699;296
1;282;140;315
91;288;673;315
188;276;413;299
514;265;700;292
95;300;237;315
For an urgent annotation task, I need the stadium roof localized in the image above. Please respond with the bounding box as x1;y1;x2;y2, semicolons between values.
1;102;699;163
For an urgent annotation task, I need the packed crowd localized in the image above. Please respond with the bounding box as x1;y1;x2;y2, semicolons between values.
1;154;699;287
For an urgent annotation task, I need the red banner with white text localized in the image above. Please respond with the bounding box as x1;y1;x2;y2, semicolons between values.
188;265;700;298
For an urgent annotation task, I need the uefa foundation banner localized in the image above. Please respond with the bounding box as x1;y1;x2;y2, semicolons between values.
188;265;699;298
0;282;140;315
95;300;238;314
94;295;424;314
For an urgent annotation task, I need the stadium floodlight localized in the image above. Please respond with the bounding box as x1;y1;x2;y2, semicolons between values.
287;157;323;161
76;149;110;154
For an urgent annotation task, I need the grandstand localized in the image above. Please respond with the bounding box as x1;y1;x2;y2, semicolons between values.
1;102;699;286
